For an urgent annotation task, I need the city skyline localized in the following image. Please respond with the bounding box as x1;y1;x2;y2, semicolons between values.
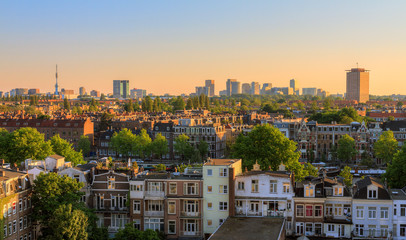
1;1;406;95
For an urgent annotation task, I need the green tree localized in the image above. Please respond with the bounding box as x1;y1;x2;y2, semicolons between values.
100;93;106;100
339;166;353;187
64;98;71;111
374;131;398;164
50;134;85;166
136;129;152;159
45;204;88;240
142;96;153;112
0;128;11;159
174;134;193;161
303;163;318;177
397;101;403;108
154;164;167;172
198;141;209;161
232;124;307;180
7;127;53;164
114;224;160;240
150;133;168;159
111;129;135;159
336;134;357;164
385;144;406;188
172;96;186;111
186;98;193;110
99;112;114;131
77;135;91;157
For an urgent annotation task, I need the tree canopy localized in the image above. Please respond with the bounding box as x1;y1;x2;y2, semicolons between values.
336;134;357;164
77;135;91;157
374;131;398;164
385;144;406;188
50;134;85;166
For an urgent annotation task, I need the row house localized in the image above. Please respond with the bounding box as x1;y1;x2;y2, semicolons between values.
152;121;176;159
233;163;295;235
90;171;130;234
352;177;392;239
390;188;406;240
294;175;352;239
173;119;227;159
0;167;34;240
129;171;203;239
382;120;406;147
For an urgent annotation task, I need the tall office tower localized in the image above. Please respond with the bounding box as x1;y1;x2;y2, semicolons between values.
90;90;100;98
261;83;272;94
113;80;130;99
205;80;215;97
231;81;241;95
241;83;251;94
226;79;237;96
302;88;317;96
130;88;147;99
290;79;300;95
55;65;59;95
79;87;86;96
251;82;260;95
346;68;369;103
195;86;209;96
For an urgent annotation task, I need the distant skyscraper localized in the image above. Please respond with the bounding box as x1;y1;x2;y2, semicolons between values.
55;64;59;95
261;83;272;94
130;88;147;99
113;80;130;99
231;81;241;95
195;86;209;96
28;89;40;95
241;83;251;94
302;88;317;96
79;87;86;96
226;79;237;96
205;80;215;97
15;88;28;96
90;90;100;98
346;67;369;103
290;79;300;95
251;82;260;95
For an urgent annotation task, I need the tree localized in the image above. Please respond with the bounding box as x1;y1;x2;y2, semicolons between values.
50;134;85;166
303;163;318;177
100;93;106;100
186;98;193;110
77;135;91;157
0;128;11;159
114;224;160;240
198;141;209;161
174;134;193;161
339;166;353;187
99;112;114;131
45;204;88;240
232;124;307;180
64;98;71;111
154;164;166;172
32;173;84;237
150;133;168;159
111;129;136;159
374;131;398;164
397;101;403;108
172;96;185;111
385;144;406;188
7;127;53;164
136;129;152;159
336;134;357;164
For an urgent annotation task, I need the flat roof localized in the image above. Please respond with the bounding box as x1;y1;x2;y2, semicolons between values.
209;217;284;240
204;159;241;166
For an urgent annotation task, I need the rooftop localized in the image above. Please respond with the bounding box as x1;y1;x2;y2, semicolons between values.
204;158;241;166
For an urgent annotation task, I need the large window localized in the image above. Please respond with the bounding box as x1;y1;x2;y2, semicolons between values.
148;182;163;192
333;187;343;196
368;189;377;199
368;207;377;219
168;201;176;214
296;222;304;235
305;223;313;234
344;204;351;216
219;185;228;194
380;207;389;219
148;200;163;212
306;205;313;217
185;183;198;195
356;206;364;219
237;182;244;190
269;180;277;193
169;183;177;194
96;195;104;209
325;204;333;216
111;214;127;228
144;218;164;231
296;205;304;217
251;180;259;193
400;224;406;237
283;183;290;193
305;185;314;197
219;168;227;177
401;204;406;216
107;177;115;189
314;223;322;235
207;169;212;176
168;220;176;234
315;205;322;217
327;224;335;232
334;204;343;216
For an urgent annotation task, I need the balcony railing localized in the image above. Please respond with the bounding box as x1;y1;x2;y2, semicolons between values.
180;231;202;237
109;206;128;211
144;210;164;217
352;228;391;238
145;191;165;198
181;211;200;217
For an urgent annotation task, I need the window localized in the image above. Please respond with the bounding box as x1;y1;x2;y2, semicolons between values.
356;206;364;219
8;222;11;236
306;205;313;217
368;207;377;219
219;202;228;211
355;224;364;236
13;220;16;233
314;223;322;235
107;177;115;189
334;187;343;196
327;224;335;232
168;220;176;234
381;225;388;237
133;200;141;214
368;189;377;199
334;204;343;216
400;224;406;237
283;183;290;193
3;224;6;237
315;205;322;217
144;218;164;231
148;182;163;192
3;205;6;218
344;204;351;216
19;199;22;212
296;222;304;235
168;201;176;214
207;202;212;210
368;225;376;237
401;204;406;216
296;205;304;217
147;200;163;212
395;204;397;215
19;218;22;231
169;183;177;194
207;186;212;193
207;169;212;176
12;201;16;214
305;223;313;234
305;185;314;197
237;182;244;190
251;180;259;193
184;183;198;195
219;168;227;177
23;216;27;229
133;219;141;230
219;185;228;194
132;184;143;191
207;220;212;226
269;180;277;193
325;204;333;216
380;207;389;219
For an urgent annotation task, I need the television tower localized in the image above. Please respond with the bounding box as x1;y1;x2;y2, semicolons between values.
54;64;59;95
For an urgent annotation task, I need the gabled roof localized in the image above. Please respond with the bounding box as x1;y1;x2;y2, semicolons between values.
353;176;391;200
47;154;64;160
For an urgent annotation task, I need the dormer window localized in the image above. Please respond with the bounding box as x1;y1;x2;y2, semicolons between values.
305;185;315;197
107;177;115;189
333;186;343;196
368;189;377;199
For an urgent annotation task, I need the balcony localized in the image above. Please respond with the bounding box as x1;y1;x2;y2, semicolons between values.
109;206;128;212
145;191;165;199
180;231;202;237
352;228;391;239
144;210;164;217
181;211;201;218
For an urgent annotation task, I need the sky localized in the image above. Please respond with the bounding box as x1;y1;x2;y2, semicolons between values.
1;1;406;96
